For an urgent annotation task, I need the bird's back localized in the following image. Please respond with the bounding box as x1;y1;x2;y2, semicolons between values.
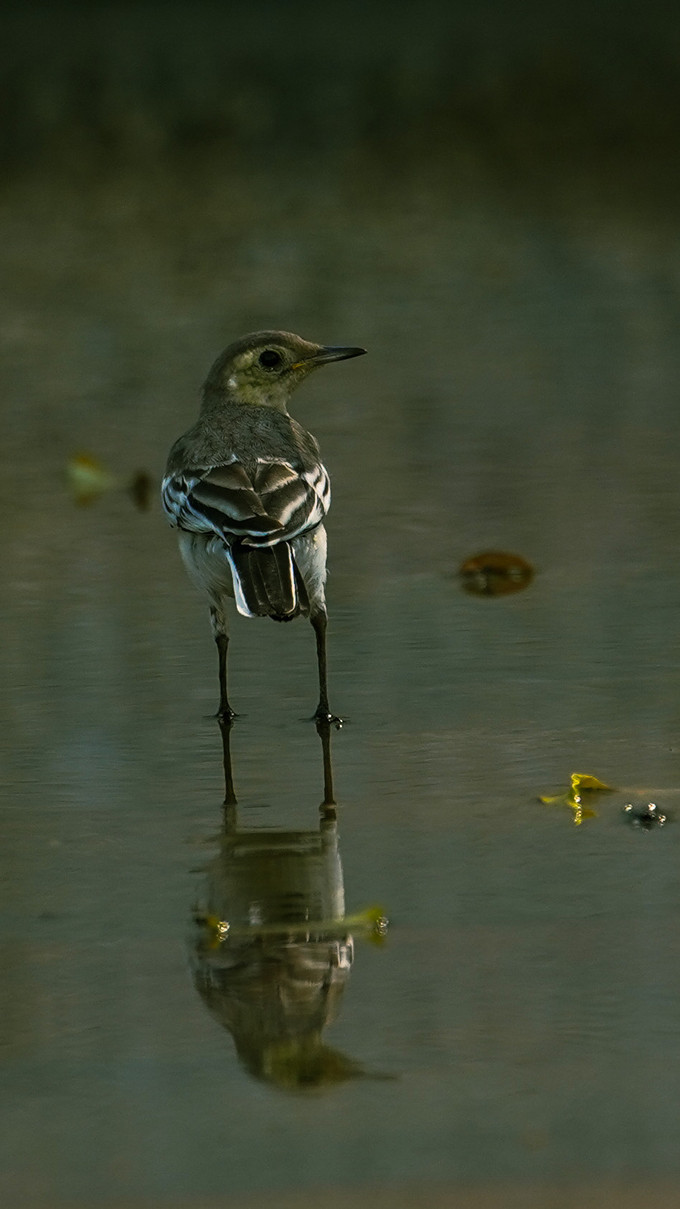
164;400;327;621
165;401;322;479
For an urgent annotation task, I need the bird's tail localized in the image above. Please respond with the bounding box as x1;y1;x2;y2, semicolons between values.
227;542;304;621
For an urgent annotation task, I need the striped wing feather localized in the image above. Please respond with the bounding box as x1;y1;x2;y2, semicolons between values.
162;458;329;546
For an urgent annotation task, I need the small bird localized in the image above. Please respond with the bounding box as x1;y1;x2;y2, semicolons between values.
162;330;366;722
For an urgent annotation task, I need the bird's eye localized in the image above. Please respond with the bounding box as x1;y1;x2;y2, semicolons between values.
258;349;283;370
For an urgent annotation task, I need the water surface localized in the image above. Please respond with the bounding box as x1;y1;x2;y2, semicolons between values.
3;164;680;1207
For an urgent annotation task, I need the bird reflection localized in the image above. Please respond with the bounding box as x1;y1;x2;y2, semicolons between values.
190;719;376;1091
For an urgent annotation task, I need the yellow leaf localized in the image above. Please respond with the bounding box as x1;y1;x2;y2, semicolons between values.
539;772;613;825
570;773;614;794
66;452;118;505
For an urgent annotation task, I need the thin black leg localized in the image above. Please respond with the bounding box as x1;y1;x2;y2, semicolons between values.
215;632;236;720
311;610;342;726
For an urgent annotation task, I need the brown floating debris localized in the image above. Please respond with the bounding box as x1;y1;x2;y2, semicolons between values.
128;470;155;512
459;550;534;597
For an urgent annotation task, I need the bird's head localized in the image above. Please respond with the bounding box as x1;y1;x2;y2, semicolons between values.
203;330;366;412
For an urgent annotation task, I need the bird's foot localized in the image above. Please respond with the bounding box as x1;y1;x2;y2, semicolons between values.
313;708;345;730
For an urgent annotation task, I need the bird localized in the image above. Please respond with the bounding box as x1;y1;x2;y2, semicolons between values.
162;330;366;723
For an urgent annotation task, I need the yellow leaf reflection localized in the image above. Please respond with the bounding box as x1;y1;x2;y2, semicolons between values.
344;904;389;945
193;904;388;946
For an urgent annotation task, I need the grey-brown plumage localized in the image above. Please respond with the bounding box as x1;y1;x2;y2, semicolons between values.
162;330;366;721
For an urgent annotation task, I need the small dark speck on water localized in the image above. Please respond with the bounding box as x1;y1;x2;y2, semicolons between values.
623;803;669;829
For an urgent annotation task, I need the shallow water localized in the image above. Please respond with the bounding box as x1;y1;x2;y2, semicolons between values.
3;165;680;1207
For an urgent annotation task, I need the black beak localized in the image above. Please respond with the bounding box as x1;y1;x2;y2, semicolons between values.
311;345;367;365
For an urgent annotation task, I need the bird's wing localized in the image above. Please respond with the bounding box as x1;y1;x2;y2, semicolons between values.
162;456;330;546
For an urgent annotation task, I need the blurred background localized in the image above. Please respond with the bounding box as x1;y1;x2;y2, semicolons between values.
4;3;680;1208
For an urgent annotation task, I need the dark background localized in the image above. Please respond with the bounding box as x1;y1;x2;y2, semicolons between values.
2;0;680;202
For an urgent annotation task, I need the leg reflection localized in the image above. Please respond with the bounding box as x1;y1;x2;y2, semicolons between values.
218;714;237;811
219;712;337;815
192;720;375;1090
316;717;336;811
